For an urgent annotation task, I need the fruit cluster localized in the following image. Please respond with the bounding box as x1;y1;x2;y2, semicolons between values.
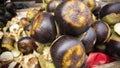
0;0;120;68
0;1;17;28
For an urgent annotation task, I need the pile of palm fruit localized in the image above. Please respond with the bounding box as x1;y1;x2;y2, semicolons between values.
0;0;120;68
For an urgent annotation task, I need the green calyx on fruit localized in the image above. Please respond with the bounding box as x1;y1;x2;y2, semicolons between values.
50;35;86;68
101;13;120;25
54;0;92;36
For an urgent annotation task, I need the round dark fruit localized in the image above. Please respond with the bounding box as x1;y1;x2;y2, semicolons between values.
18;37;37;55
50;35;86;68
0;8;5;16
81;27;96;54
47;0;62;12
100;2;120;25
105;34;120;59
5;2;17;16
54;0;92;36
92;21;111;44
30;12;57;44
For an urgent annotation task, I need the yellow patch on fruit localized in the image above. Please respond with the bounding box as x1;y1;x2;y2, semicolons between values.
62;1;91;28
62;44;85;68
76;53;86;67
2;43;14;51
31;12;43;35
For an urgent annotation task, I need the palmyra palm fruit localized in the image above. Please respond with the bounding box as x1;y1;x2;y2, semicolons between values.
100;2;120;25
54;0;92;36
50;35;86;68
30;12;57;44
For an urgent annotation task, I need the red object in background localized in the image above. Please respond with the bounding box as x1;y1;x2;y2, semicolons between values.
85;52;116;68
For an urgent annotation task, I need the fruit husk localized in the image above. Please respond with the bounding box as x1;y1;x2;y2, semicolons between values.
26;9;39;22
101;13;120;25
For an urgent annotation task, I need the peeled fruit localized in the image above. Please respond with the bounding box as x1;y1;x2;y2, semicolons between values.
92;21;111;44
50;35;86;68
100;2;120;25
54;0;92;36
30;12;57;44
114;23;120;36
18;37;37;55
81;27;96;54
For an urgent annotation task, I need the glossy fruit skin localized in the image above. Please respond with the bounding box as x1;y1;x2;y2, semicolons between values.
47;0;62;12
100;2;120;19
18;37;37;55
99;2;120;25
0;8;5;16
92;2;101;19
92;21;110;44
0;16;7;28
5;2;17;16
81;27;96;54
50;35;86;68
105;34;120;59
5;12;14;21
54;0;92;36
105;39;120;58
30;12;57;44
